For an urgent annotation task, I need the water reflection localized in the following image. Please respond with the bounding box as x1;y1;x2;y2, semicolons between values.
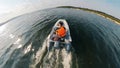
0;25;6;34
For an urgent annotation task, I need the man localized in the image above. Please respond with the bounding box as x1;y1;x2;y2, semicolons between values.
52;21;66;48
48;21;71;53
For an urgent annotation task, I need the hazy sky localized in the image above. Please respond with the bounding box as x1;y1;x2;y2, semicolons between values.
0;0;120;19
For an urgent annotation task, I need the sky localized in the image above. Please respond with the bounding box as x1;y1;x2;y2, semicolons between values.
0;0;120;23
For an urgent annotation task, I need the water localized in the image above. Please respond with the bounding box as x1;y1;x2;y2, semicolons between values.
0;8;120;68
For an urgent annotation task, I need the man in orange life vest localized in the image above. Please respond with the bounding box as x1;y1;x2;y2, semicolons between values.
52;21;66;48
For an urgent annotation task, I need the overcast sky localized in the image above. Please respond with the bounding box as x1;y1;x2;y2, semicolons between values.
0;0;120;19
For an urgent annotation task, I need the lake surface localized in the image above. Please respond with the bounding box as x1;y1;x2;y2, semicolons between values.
0;8;120;68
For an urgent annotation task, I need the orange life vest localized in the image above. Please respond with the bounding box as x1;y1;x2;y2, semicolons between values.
56;26;66;37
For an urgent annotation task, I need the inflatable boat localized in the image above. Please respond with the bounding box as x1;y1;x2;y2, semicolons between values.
46;19;72;52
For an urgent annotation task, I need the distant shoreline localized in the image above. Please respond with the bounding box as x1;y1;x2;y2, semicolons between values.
57;6;120;25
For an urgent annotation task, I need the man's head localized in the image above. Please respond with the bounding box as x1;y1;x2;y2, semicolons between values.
57;21;63;27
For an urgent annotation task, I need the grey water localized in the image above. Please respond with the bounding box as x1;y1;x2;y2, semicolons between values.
0;8;120;68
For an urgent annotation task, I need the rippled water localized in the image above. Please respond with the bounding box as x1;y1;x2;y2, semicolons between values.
0;8;120;68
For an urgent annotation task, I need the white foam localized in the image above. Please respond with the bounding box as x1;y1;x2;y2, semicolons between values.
17;44;22;48
9;34;15;38
62;49;72;68
24;43;32;54
14;38;21;44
